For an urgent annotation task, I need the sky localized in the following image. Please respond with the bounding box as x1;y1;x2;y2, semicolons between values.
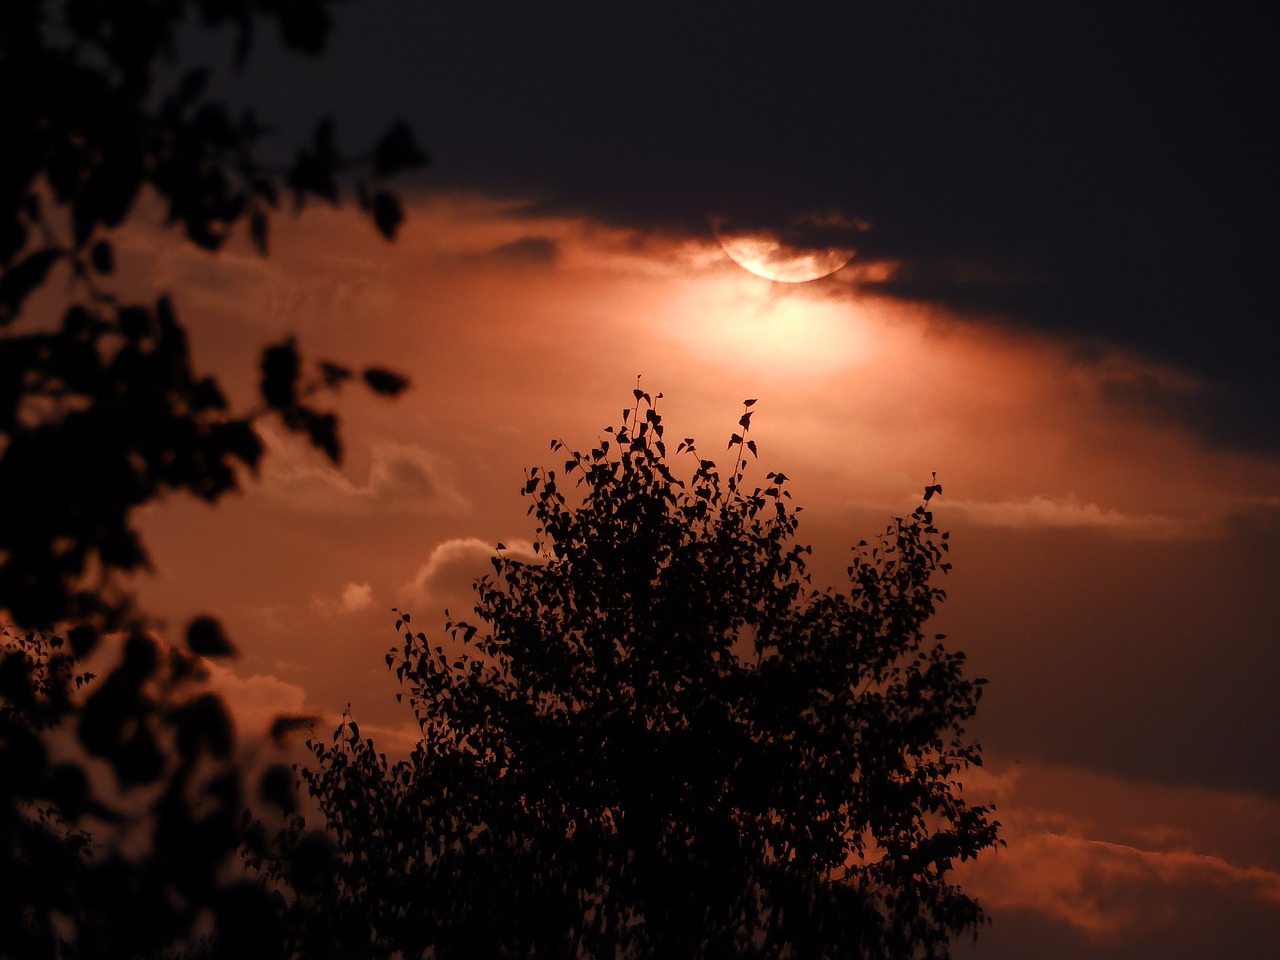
118;2;1280;956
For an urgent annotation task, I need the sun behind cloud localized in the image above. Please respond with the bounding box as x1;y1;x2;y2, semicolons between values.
658;273;879;375
714;229;854;283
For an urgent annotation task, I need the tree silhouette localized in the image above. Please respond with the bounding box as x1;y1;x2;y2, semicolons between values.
1;2;423;956
1;0;425;634
1;623;301;959
297;389;1000;959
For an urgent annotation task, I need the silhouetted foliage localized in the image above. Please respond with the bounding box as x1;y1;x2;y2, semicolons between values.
0;626;308;959
0;0;424;634
296;390;1000;958
1;2;423;957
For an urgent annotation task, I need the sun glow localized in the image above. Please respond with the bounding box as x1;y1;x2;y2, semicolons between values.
658;274;878;375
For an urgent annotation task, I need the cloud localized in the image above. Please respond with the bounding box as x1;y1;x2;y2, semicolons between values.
398;537;538;616
947;495;1190;540
339;581;374;612
258;430;469;516
483;234;560;264
965;830;1280;939
954;759;1280;943
201;660;311;739
309;581;375;617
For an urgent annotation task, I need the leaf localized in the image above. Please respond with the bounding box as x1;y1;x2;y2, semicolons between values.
186;616;237;657
362;367;410;396
373;121;429;177
68;624;99;658
320;361;352;387
743;398;757;407
191;377;226;412
270;714;320;744
277;0;332;53
250;208;269;254
260;339;300;411
287;121;339;204
90;240;114;274
0;218;26;264
172;693;233;759
371;191;404;239
50;763;89;822
0;249;61;323
260;763;297;814
177;68;210;105
118;305;151;341
211;420;263;471
300;408;341;462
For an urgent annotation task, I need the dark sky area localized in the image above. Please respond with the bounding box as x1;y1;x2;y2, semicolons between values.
212;0;1278;453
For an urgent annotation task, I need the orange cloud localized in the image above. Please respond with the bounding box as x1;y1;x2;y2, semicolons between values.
956;760;1280;940
309;581;375;617
202;660;311;740
399;537;538;615
946;495;1189;540
257;429;470;516
967;830;1280;938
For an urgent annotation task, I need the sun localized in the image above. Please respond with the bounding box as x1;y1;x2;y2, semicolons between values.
710;215;858;283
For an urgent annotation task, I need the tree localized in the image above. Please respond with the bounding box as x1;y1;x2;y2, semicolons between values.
1;2;423;956
1;623;296;959
1;0;425;635
298;389;1000;959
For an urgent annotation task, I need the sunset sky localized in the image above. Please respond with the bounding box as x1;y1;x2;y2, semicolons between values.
117;3;1280;956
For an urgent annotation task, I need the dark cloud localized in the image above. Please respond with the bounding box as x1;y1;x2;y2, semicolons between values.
1098;372;1280;457
207;1;1277;451
942;522;1280;798
484;234;559;264
953;893;1280;960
